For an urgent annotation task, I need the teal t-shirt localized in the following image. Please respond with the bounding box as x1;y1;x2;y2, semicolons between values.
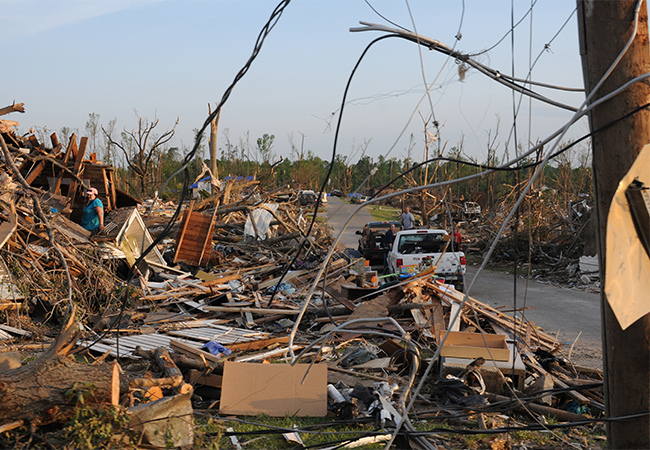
81;198;103;231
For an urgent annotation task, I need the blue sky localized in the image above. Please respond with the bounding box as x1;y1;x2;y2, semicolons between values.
3;0;588;166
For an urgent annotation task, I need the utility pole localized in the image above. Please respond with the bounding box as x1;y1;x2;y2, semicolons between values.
577;1;650;448
208;104;221;181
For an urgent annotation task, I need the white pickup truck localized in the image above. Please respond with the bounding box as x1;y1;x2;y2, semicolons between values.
387;229;466;291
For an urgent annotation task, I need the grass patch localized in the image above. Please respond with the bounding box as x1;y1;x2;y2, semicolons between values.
304;213;328;223
367;206;401;223
195;414;386;449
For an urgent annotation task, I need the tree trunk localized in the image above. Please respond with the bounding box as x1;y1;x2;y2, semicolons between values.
0;355;129;425
0;313;129;425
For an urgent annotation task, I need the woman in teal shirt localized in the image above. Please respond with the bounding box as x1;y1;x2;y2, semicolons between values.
81;187;105;232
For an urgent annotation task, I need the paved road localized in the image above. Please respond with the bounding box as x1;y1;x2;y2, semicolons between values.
325;198;602;366
464;265;601;350
325;197;374;249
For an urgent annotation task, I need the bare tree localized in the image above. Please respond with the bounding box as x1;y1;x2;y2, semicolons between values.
403;115;444;226
103;114;178;196
101;118;117;166
85;113;100;155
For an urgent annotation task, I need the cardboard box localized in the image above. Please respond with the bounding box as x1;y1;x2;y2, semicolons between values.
219;362;327;417
439;331;510;361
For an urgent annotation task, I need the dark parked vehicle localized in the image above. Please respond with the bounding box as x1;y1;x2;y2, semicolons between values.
331;189;344;197
355;221;402;264
297;190;317;206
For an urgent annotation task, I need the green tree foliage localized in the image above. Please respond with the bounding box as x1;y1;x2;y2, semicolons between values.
76;117;591;214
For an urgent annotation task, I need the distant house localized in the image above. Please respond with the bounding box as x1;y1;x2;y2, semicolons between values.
190;176;212;199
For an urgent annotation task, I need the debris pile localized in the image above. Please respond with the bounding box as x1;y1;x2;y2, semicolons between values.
0;129;606;448
422;193;599;289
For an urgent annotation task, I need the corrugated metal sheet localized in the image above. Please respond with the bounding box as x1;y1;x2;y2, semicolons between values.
80;322;271;359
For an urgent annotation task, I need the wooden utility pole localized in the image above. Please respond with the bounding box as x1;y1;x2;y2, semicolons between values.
208;104;221;181
577;1;650;448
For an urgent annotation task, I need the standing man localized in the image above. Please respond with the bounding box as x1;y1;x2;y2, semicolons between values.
401;206;415;230
383;223;397;273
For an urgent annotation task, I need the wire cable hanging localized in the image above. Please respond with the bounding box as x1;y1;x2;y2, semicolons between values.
351;22;579;112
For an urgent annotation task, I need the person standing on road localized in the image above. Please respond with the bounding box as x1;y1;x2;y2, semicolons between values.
401;206;415;230
383;223;397;273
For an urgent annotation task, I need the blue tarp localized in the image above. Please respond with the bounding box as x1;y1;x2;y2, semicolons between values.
190;176;210;189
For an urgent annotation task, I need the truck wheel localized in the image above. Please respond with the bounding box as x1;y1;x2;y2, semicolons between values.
455;282;464;293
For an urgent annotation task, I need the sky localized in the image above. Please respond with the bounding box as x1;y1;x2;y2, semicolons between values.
3;0;589;167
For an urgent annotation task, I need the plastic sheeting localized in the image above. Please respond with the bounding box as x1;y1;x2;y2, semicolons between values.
244;203;279;239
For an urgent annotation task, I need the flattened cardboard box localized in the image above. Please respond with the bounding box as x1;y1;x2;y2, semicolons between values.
219;362;327;417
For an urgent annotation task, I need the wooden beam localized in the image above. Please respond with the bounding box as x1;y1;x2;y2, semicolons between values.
28;135;41;150
173;202;194;264
203;306;301;315
52;134;76;195
49;133;62;155
102;168;112;210
24;161;45;185
66;136;88;208
0;102;25;117
198;206;218;266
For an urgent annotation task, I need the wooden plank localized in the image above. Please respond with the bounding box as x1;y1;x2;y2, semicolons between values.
66;135;87;207
439;331;510;361
200;273;242;287
28;135;41;149
430;297;446;340
50;133;62;155
0;324;31;337
226;336;290;352
102;168;112;210
109;169;117;208
199;206;218;266
173;203;194;264
24;162;45;185
179;227;211;240
203;306;301;315
52;135;77;195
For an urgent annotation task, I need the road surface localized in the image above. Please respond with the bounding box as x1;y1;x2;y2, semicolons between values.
464;265;602;365
325;196;602;368
325;197;373;249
